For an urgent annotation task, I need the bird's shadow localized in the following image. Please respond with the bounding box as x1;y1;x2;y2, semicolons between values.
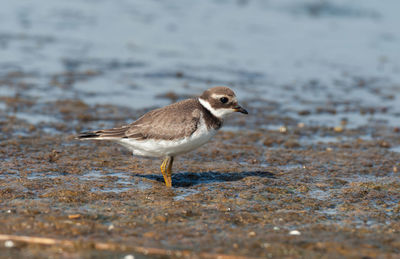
135;170;275;188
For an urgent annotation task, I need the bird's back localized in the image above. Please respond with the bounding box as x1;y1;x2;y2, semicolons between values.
77;98;221;141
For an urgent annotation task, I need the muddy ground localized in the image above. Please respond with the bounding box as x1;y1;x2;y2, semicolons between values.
0;70;399;259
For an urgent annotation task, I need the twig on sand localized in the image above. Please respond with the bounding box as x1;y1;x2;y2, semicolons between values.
0;234;74;247
0;234;255;259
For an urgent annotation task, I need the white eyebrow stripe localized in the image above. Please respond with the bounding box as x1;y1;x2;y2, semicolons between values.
211;94;227;98
210;93;237;102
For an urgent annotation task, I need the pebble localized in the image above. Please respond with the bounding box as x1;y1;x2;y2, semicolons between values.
68;214;81;219
123;255;134;259
4;240;14;248
379;141;391;148
262;242;271;248
289;230;301;236
334;126;343;132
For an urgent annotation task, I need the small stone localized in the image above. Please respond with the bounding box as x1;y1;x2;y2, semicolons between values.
124;255;135;259
262;242;271;248
248;159;258;164
334;126;343;133
273;226;280;231
68;214;81;219
108;224;114;231
289;230;301;235
326;147;333;152
279;126;287;133
394;166;398;173
297;122;305;128
248;231;256;237
4;240;14;248
379;141;391;148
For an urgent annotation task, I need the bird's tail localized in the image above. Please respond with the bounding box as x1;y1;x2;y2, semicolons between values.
76;127;128;140
76;131;102;139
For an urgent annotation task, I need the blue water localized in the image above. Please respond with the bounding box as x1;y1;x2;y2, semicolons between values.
0;0;399;127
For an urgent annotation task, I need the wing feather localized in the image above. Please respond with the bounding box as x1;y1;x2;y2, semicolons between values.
77;99;201;140
125;104;201;140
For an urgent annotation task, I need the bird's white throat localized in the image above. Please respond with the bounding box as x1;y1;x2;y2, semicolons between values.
198;98;235;119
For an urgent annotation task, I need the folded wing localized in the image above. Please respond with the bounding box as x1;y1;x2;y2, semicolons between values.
77;99;201;141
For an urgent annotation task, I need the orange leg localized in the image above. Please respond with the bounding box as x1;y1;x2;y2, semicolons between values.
160;156;173;187
166;156;174;187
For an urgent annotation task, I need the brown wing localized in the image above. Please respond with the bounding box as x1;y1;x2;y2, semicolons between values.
77;99;201;140
125;99;201;140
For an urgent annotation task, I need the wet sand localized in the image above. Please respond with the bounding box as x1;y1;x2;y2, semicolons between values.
1;77;399;258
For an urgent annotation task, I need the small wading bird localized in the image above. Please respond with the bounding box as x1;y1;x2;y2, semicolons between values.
77;86;248;187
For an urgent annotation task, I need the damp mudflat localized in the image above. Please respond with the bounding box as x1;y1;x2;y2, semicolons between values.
1;0;400;258
1;106;400;259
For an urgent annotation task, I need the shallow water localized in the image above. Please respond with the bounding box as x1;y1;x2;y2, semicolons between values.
1;0;399;116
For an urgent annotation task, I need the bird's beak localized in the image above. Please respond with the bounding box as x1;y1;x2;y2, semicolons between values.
233;105;248;114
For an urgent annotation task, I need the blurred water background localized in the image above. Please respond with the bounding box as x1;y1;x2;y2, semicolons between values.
0;0;399;128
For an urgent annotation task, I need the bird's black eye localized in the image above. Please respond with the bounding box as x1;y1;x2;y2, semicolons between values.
220;97;228;104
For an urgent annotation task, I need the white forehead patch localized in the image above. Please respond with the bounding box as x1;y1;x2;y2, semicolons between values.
199;98;236;119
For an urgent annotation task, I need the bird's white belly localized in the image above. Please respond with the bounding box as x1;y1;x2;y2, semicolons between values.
118;125;217;158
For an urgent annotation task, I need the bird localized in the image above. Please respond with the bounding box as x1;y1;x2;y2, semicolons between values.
77;86;248;187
